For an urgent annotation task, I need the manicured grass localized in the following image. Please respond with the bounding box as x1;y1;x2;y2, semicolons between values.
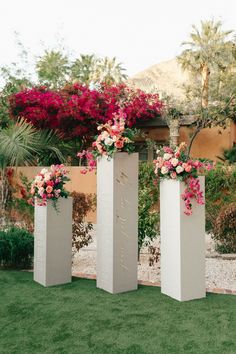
0;271;235;354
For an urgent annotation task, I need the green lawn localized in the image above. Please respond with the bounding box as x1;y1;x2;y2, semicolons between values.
0;271;235;354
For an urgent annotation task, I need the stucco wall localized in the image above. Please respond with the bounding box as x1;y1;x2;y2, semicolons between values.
180;125;233;161
142;122;235;161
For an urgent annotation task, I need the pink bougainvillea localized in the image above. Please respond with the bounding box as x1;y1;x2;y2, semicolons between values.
9;83;163;140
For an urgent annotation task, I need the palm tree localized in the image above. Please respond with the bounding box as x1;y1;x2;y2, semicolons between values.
94;57;128;84
36;50;69;89
0;119;66;216
70;55;128;85
178;20;232;108
70;54;98;85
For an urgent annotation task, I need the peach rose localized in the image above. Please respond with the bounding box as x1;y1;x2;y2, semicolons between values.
185;165;192;173
115;140;124;149
46;185;53;194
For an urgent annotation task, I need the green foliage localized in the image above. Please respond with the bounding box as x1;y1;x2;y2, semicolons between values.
7;173;34;232
0;120;66;168
0;34;33;128
177;20;236;154
214;203;236;253
0;77;32;129
36;51;127;88
70;54;98;85
138;162;159;255
93;56;128;84
205;164;236;252
70;54;128;85
0;227;34;268
0;119;66;212
178;20;233;77
223;144;236;164
71;191;95;254
36;50;70;89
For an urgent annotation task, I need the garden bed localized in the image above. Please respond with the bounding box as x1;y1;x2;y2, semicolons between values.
72;229;236;292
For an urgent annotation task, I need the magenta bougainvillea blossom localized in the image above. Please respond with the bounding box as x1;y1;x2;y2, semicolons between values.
9;83;163;140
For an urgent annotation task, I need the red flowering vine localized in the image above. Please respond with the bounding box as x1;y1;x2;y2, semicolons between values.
9;83;163;140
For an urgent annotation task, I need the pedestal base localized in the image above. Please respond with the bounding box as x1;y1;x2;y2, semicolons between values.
160;177;205;301
34;197;72;287
97;153;138;294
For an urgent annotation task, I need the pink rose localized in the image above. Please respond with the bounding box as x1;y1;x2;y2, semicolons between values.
185;165;192;173
46;185;53;194
115;140;124;149
170;172;177;179
175;151;180;158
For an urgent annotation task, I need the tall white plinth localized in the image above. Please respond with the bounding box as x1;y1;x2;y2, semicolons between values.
160;177;205;301
97;153;138;294
34;197;72;287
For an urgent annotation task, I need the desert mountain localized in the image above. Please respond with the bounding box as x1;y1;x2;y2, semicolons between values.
128;58;190;100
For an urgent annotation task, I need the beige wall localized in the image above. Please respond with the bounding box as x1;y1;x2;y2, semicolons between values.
141;122;235;161
180;124;234;161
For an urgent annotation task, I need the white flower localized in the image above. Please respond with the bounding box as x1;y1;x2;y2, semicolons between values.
161;166;169;174
170;158;179;167
35;175;43;182
104;138;114;146
44;172;52;181
40;168;48;175
156;149;160;154
176;165;184;174
112;135;117;142
163;153;172;161
100;131;109;140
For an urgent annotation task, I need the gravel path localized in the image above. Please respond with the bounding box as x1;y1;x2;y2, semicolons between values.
72;227;236;291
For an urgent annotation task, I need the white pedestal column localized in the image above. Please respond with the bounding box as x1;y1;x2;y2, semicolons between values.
97;152;138;294
34;197;72;287
160;177;205;301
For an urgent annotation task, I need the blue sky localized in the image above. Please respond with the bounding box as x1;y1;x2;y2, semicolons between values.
0;0;235;77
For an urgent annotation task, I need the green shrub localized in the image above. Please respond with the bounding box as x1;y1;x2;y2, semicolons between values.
0;227;34;268
205;164;236;231
138;162;159;257
223;144;236;164
71;191;95;255
205;164;236;252
214;203;236;253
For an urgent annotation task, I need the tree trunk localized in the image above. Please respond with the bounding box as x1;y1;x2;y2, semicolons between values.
0;170;9;226
201;64;210;108
169;118;180;148
187;127;201;157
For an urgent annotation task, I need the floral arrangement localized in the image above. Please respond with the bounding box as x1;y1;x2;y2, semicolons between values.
9;83;162;140
153;142;213;215
77;109;136;174
30;164;70;207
